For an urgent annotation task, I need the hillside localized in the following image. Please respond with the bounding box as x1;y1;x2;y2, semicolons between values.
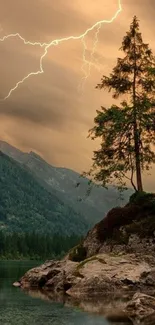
0;151;88;235
0;141;132;225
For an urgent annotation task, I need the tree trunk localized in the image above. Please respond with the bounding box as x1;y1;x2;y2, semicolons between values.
136;162;143;191
133;35;143;192
134;122;143;191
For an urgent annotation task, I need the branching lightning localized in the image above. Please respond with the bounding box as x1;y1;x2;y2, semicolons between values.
0;0;122;100
79;23;102;93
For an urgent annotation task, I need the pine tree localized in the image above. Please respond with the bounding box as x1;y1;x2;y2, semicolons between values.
88;16;155;192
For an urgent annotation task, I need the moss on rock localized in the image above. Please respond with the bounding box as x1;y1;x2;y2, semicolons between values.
68;244;87;262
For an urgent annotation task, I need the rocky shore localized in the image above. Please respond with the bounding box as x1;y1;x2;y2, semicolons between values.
15;192;155;324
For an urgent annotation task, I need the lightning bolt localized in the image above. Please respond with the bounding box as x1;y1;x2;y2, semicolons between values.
79;23;102;93
89;23;102;72
0;0;122;100
78;36;88;93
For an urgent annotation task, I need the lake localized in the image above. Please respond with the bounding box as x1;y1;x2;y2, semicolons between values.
0;260;111;325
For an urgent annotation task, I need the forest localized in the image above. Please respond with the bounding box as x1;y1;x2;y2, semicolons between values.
0;151;88;236
0;231;82;260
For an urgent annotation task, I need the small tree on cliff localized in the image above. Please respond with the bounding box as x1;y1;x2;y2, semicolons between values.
88;16;155;192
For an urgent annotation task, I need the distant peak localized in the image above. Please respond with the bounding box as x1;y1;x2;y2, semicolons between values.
29;151;39;157
0;140;24;153
29;151;46;162
0;140;13;147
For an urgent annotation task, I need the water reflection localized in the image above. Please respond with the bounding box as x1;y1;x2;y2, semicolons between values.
1;260;146;325
0;261;110;325
23;287;132;324
25;288;155;325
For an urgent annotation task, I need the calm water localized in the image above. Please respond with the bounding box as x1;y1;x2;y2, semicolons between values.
0;261;110;325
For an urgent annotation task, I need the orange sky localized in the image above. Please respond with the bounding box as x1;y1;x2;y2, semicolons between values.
0;0;155;190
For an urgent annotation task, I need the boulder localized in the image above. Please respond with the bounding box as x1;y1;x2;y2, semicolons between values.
13;281;21;287
66;253;151;298
125;293;155;324
20;253;153;299
20;259;78;292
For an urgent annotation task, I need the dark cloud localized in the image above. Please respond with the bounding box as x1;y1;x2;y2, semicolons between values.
0;0;155;189
0;0;91;41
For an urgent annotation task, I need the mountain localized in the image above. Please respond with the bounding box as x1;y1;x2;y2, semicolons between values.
0;151;88;235
0;141;132;224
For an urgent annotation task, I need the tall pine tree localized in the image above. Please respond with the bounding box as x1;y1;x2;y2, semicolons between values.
88;16;155;192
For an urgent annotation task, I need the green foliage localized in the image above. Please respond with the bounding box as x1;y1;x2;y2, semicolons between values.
0;141;133;225
88;16;155;191
129;191;155;205
0;151;88;235
0;231;82;260
68;244;87;262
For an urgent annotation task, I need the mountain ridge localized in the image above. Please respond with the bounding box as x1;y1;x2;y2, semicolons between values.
0;140;132;225
0;150;88;235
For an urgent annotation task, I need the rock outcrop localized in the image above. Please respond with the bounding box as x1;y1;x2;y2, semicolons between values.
82;193;155;259
19;259;78;292
125;293;155;324
19;253;155;299
16;192;155;324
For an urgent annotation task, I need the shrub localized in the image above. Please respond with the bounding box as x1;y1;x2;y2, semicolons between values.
68;244;87;262
96;205;140;242
96;191;155;243
126;215;155;238
129;191;155;205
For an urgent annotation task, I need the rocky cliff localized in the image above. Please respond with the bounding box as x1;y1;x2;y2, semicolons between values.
15;191;155;324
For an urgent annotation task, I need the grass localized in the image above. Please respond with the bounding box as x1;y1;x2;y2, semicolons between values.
72;255;107;278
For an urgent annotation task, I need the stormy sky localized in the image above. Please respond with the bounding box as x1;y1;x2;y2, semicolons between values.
0;0;155;189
